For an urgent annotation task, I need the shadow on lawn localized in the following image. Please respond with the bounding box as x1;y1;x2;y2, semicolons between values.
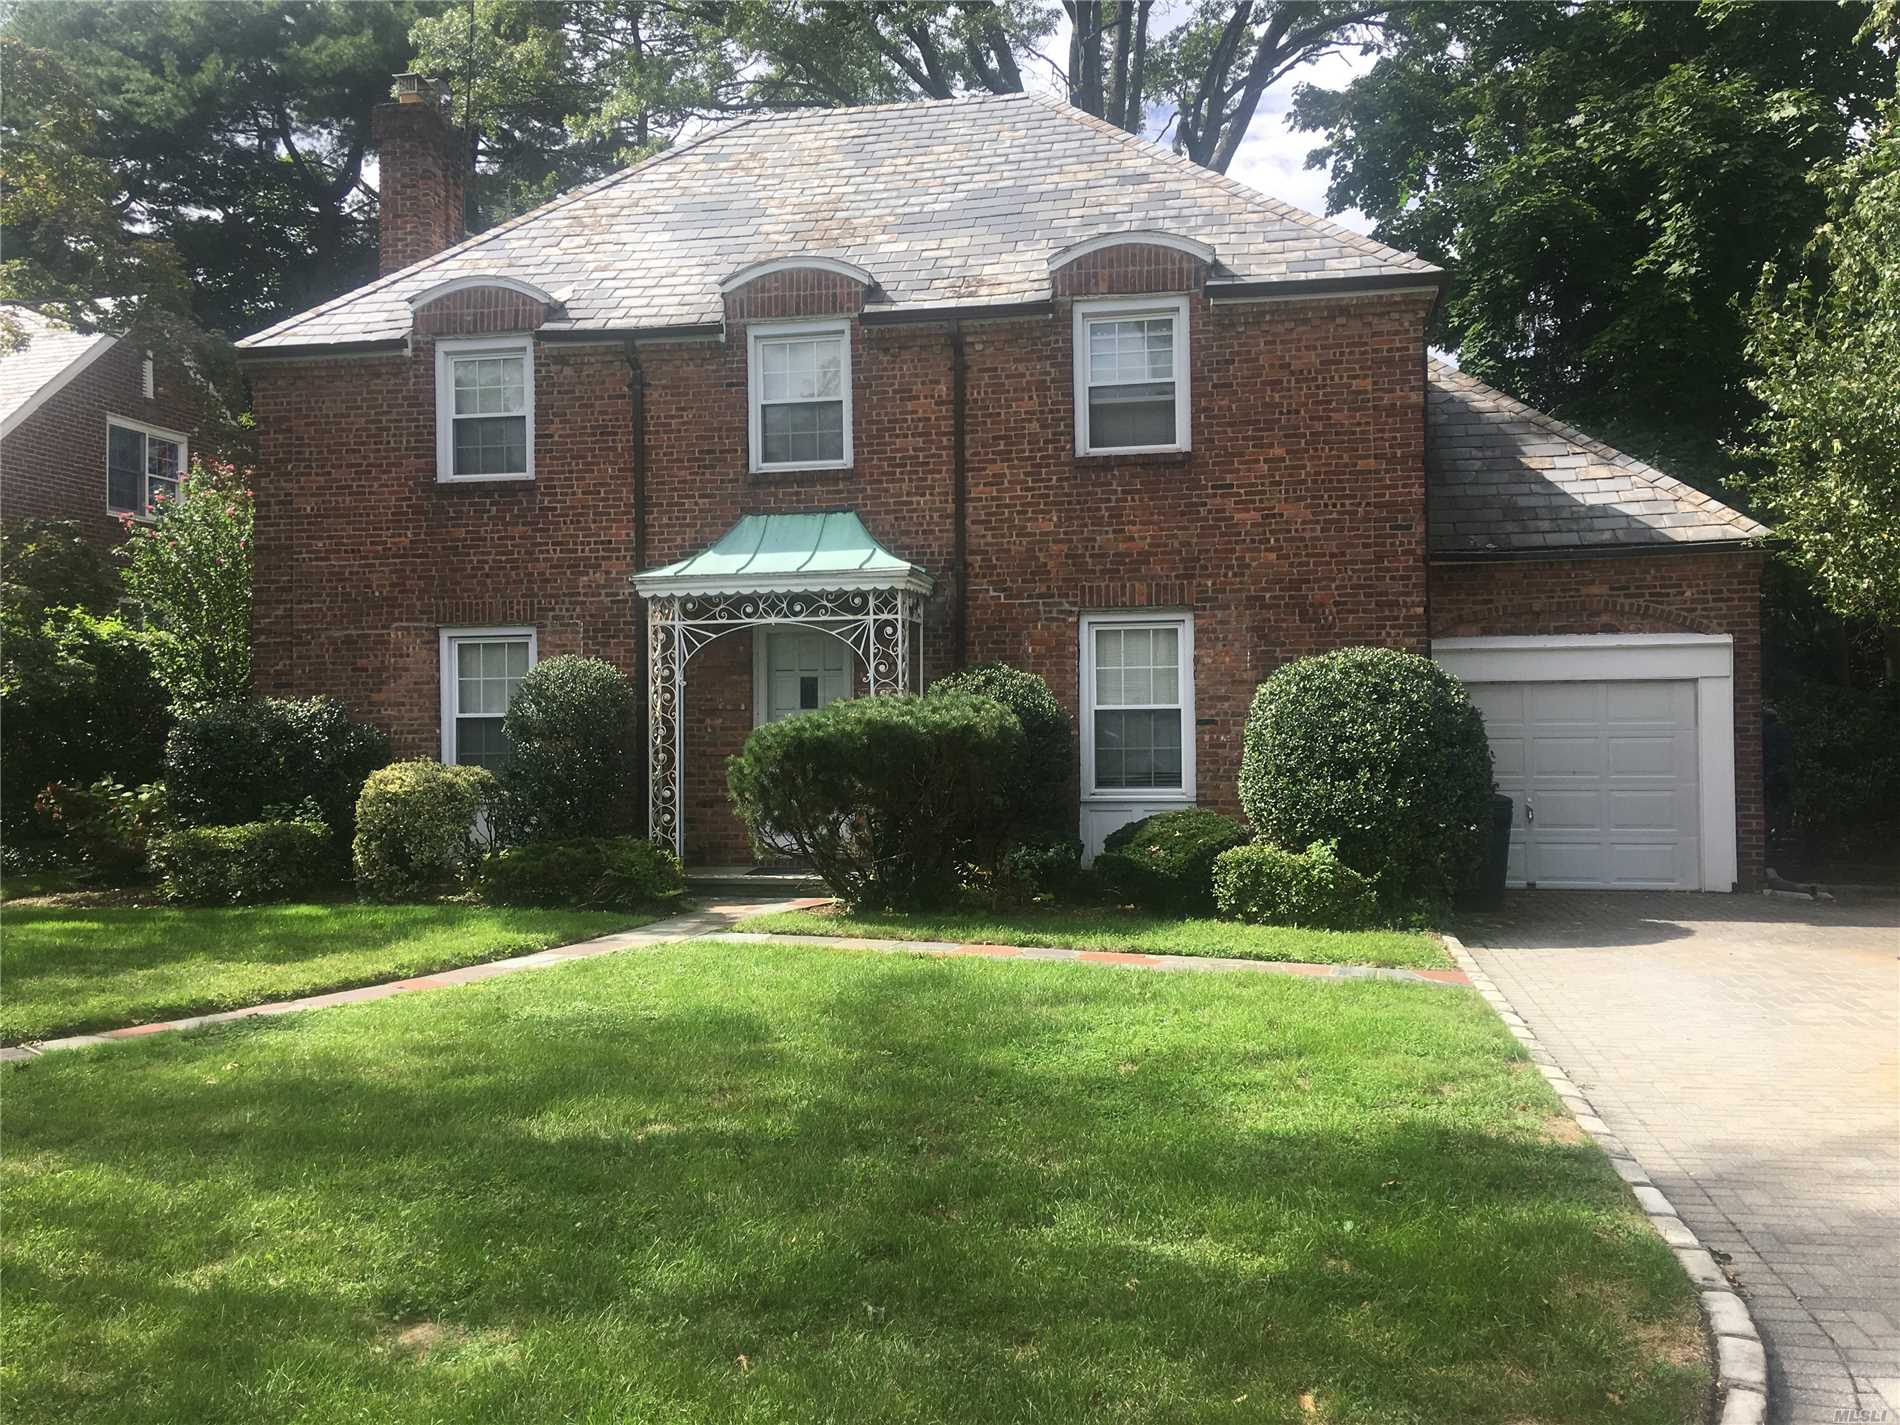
4;955;1707;1425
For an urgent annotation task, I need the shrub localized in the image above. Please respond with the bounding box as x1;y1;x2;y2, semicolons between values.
499;655;638;841
928;662;1071;834
30;778;167;883
1094;807;1250;914
0;518;120;614
1238;647;1492;918
990;831;1085;906
151;817;331;904
478;836;684;911
1212;840;1377;930
1768;681;1900;859
727;693;1022;910
353;760;498;901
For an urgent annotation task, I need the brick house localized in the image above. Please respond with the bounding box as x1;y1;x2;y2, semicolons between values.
0;305;202;546
238;82;1767;890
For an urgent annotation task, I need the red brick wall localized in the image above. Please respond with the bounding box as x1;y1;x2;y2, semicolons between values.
1430;549;1765;886
1050;240;1205;297
0;340;199;546
413;286;550;338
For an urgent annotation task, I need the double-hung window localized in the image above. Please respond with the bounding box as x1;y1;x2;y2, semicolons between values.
440;628;536;769
748;320;851;471
435;337;534;481
1081;613;1194;798
107;418;186;517
1072;296;1191;455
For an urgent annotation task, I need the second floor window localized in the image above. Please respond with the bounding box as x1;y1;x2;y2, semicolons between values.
107;418;186;517
435;338;534;482
749;321;851;471
1073;296;1191;456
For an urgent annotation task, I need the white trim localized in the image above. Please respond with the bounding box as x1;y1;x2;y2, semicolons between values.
433;336;535;483
408;274;557;311
633;566;934;599
1432;633;1738;891
105;414;189;518
1078;610;1196;805
438;626;537;764
0;332;116;439
746;318;853;473
1071;295;1192;457
719;256;875;294
1048;230;1217;271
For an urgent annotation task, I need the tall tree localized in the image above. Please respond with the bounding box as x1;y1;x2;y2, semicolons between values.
1292;1;1894;489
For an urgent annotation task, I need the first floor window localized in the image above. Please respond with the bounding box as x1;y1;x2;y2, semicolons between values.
107;418;185;517
441;628;536;768
436;338;533;481
1082;614;1194;796
1073;296;1190;455
749;320;851;470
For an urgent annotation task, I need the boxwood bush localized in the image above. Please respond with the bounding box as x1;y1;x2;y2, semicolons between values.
479;836;684;911
1212;840;1376;930
500;655;638;841
1093;807;1249;914
1238;647;1492;918
353;760;498;901
727;692;1022;910
151;818;331;905
928;662;1071;834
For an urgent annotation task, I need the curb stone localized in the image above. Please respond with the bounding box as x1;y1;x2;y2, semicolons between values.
1441;932;1769;1425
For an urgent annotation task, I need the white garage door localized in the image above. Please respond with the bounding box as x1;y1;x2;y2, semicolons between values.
1466;680;1701;890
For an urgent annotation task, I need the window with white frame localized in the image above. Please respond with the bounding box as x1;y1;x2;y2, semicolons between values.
107;418;186;517
748;321;851;470
1082;614;1194;796
1072;296;1191;455
435;338;534;481
440;628;536;768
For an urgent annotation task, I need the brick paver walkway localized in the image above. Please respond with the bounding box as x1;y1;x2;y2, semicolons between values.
1459;891;1900;1425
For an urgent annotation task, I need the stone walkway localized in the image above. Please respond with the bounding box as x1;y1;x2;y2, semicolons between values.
1458;890;1900;1425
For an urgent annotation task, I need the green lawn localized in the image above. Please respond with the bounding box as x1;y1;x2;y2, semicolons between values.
738;903;1451;969
3;941;1703;1424
0;903;654;1044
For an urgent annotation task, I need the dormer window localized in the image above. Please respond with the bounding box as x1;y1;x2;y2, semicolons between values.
748;320;852;472
1072;295;1191;456
434;336;534;482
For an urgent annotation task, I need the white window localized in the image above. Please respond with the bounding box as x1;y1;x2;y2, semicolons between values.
106;417;186;517
748;320;851;471
1072;296;1191;456
1080;613;1195;799
435;337;534;482
439;627;536;768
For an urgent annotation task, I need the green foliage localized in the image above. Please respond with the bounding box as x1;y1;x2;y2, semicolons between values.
29;778;166;884
1769;682;1900;858
1212;840;1376;931
164;697;390;856
1238;648;1493;918
1093;807;1250;915
478;836;683;912
499;655;637;841
0;520;120;614
727;693;1023;911
928;661;1071;835
352;761;499;902
992;831;1084;906
150;817;332;905
117;459;253;709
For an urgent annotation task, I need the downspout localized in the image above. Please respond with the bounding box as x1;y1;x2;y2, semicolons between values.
951;319;969;670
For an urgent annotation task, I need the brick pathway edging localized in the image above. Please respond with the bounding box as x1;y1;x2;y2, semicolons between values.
1442;931;1769;1425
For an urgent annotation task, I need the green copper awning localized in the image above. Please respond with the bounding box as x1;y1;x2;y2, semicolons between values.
634;511;933;596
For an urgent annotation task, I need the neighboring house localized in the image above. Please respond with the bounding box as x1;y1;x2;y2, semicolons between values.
237;78;1767;890
0;305;200;545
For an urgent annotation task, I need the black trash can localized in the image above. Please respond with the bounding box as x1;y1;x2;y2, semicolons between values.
1470;793;1514;910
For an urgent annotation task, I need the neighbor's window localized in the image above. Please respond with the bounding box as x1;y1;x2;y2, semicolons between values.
435;338;533;481
107;418;186;517
1073;296;1190;455
1083;615;1194;796
748;320;851;471
440;628;536;768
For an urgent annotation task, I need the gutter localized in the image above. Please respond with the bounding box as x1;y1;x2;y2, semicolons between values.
861;301;1054;328
1206;272;1447;303
1428;539;1762;565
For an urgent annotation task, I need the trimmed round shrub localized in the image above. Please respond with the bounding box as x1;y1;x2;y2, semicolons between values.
479;836;684;911
1094;807;1249;914
1238;647;1492;917
727;692;1023;910
353;760;498;901
151;817;331;905
500;655;638;842
928;662;1071;833
993;831;1085;905
1212;840;1376;930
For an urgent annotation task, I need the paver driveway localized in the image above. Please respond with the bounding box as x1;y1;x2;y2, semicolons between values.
1458;891;1900;1425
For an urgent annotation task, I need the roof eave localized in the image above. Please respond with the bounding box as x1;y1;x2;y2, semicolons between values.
1428;538;1763;564
634;567;936;599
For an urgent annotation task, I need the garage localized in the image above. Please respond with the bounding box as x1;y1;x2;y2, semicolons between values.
1432;635;1739;892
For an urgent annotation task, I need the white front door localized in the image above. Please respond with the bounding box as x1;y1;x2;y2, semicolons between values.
1467;679;1701;890
757;627;853;725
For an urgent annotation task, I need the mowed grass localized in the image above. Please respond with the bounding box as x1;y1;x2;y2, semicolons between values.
0;903;653;1043
738;903;1451;969
2;941;1704;1424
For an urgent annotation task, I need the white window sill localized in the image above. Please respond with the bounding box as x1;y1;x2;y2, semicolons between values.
435;474;535;485
750;462;853;476
1081;789;1193;804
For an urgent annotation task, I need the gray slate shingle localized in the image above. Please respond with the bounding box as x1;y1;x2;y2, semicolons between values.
0;306;113;430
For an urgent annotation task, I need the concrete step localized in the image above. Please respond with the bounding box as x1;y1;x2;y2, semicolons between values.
685;864;829;895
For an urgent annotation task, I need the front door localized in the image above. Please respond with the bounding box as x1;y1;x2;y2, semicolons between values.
758;627;853;725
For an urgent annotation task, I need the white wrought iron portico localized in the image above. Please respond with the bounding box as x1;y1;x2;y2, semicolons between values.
633;511;933;860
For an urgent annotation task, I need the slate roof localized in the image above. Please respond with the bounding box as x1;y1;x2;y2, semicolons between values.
1426;359;1765;555
238;91;1438;351
0;306;115;436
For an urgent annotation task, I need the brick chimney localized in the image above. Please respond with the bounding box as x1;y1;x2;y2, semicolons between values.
371;74;465;276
